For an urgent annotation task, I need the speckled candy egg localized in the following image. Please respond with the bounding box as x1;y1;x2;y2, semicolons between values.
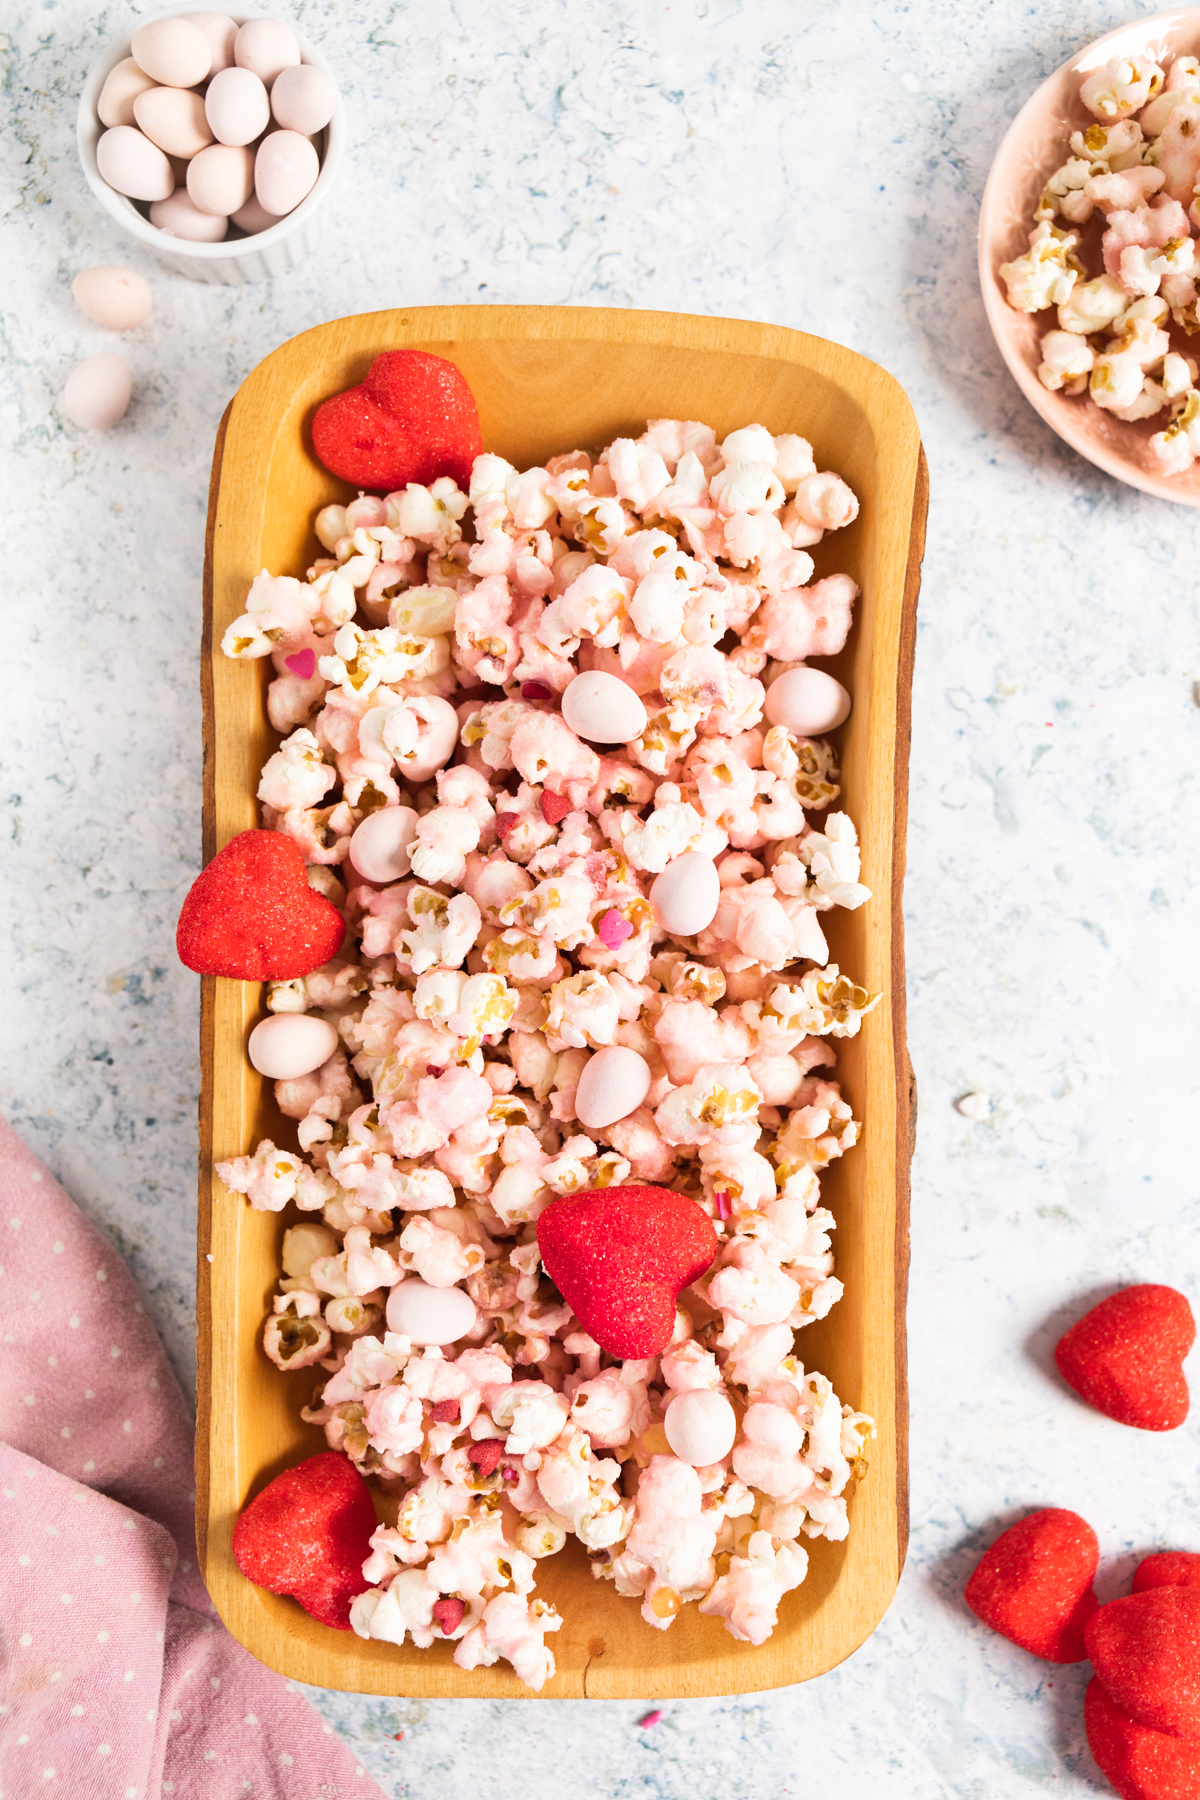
348;806;418;885
187;142;255;216
649;850;721;938
183;10;239;73
205;66;271;147
130;16;212;88
664;1389;737;1467
254;130;319;216
97;58;158;130
386;1279;478;1346
72;266;152;332
574;1046;652;1131
234;17;301;87
149;189;228;241
764;666;852;736
247;1012;339;1079
63;354;132;430
133;85;214;160
96;125;175;202
269;63;337;134
561;670;648;744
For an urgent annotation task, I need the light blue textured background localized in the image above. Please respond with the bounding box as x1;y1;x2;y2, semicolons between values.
3;1;1199;1793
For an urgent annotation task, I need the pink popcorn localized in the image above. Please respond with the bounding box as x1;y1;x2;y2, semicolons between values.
602;1105;678;1182
620;1455;718;1626
699;1530;808;1645
751;573;858;662
731;1399;818;1501
454;1590;562;1690
709;1240;801;1326
652;997;751;1084
569;1371;637;1447
366;1382;425;1456
510;709;601;792
790;472;860;533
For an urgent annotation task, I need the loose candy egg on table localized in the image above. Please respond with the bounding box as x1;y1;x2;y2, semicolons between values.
205;66;271;148
270;62;337;134
184;9;239;73
650;849;721;937
561;669;648;744
72;266;152;331
765;665;852;735
150;189;228;241
348;806;418;885
63;354;132;430
254;130;319;217
130;17;212;88
132;85;214;160
187;142;255;216
234;17;302;87
664;1388;737;1467
96;125;175;202
247;1012;339;1079
386;1279;478;1346
97;58;158;129
574;1045;652;1130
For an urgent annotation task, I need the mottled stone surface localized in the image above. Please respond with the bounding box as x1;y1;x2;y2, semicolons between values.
3;0;1198;1792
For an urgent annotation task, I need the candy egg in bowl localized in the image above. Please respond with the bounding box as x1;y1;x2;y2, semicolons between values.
979;7;1200;505
76;2;344;285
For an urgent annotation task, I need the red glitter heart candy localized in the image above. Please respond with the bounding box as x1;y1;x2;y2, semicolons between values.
232;1451;377;1631
1135;1554;1200;1596
310;349;482;493
1085;1677;1200;1800
1086;1588;1200;1738
1055;1286;1195;1431
536;1184;718;1360
963;1507;1099;1662
176;828;344;980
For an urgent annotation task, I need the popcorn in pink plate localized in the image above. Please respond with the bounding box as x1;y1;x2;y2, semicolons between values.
218;414;880;1689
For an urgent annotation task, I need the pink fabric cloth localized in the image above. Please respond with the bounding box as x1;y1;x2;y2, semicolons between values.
0;1117;387;1800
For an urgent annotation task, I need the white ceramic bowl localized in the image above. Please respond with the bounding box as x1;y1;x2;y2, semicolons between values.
979;7;1200;506
77;2;344;285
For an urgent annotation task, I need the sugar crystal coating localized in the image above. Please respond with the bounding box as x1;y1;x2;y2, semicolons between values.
964;1507;1099;1662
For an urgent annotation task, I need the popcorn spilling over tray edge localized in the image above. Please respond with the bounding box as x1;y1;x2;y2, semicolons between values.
1000;48;1200;475
200;357;880;1691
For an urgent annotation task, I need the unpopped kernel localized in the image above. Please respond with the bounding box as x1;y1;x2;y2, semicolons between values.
216;418;879;1690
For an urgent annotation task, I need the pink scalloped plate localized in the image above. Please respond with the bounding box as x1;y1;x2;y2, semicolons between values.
979;7;1200;506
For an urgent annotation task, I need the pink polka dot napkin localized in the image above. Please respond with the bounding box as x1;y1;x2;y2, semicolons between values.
0;1117;387;1800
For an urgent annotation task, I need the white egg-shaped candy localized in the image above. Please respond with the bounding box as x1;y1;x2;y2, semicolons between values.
764;666;851;736
561;671;648;744
205;66;270;147
149;189;227;241
650;851;721;938
183;10;239;73
664;1388;737;1467
386;1279;478;1346
231;192;284;232
269;62;337;134
396;697;460;782
96;125;175;202
187;142;255;215
72;266;152;331
97;58;158;130
133;85;214;159
130;17;212;88
247;1012;339;1080
234;17;301;87
254;129;319;216
349;806;418;884
63;354;132;430
574;1046;652;1131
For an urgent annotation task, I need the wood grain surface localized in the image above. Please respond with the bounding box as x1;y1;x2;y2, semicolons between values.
196;305;926;1698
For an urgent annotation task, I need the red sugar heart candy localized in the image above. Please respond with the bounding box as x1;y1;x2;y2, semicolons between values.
176;829;344;980
1055;1286;1195;1431
536;1184;718;1360
1135;1554;1200;1596
310;349;481;493
963;1507;1099;1661
1085;1677;1200;1800
1085;1588;1200;1738
232;1451;377;1631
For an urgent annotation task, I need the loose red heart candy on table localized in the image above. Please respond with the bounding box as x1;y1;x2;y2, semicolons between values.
963;1507;1100;1662
310;349;482;493
176;829;344;981
1135;1554;1200;1596
536;1184;718;1360
1085;1676;1200;1800
232;1451;376;1631
1085;1588;1200;1739
1054;1285;1195;1431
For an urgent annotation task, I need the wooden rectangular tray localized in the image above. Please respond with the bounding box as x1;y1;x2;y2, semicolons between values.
197;305;926;1698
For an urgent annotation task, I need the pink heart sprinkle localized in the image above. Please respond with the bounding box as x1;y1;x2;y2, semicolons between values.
521;680;551;700
285;648;317;680
598;908;633;949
